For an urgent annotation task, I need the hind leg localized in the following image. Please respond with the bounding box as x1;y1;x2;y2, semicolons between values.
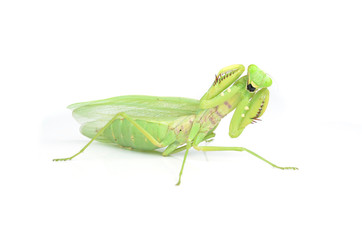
54;112;164;161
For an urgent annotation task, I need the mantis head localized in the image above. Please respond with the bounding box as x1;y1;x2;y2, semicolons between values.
247;64;272;90
229;64;272;138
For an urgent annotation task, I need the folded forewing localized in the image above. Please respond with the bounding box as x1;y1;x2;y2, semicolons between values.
69;95;201;125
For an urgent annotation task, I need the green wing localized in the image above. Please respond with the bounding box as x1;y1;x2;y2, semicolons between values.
69;95;201;142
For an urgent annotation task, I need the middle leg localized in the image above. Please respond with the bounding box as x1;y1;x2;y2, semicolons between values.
193;144;298;170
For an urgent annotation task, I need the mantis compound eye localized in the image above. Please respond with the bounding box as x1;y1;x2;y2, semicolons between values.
247;83;256;92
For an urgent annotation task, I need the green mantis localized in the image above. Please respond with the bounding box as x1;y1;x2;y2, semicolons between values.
54;64;298;185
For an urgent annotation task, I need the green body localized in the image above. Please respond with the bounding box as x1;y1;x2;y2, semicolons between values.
70;94;236;151
71;96;200;151
55;64;297;185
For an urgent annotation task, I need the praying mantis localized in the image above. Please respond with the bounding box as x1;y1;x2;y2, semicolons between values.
54;64;298;185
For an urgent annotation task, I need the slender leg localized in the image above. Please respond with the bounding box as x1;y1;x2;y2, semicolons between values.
162;132;215;157
54;112;164;161
162;132;216;184
174;123;201;185
193;145;298;170
176;142;191;186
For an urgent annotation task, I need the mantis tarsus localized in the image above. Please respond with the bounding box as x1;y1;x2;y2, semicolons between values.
54;64;298;185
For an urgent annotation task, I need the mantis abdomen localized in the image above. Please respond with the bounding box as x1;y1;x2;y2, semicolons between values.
82;119;178;151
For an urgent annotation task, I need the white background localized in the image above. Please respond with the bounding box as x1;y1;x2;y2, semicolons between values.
1;0;361;239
